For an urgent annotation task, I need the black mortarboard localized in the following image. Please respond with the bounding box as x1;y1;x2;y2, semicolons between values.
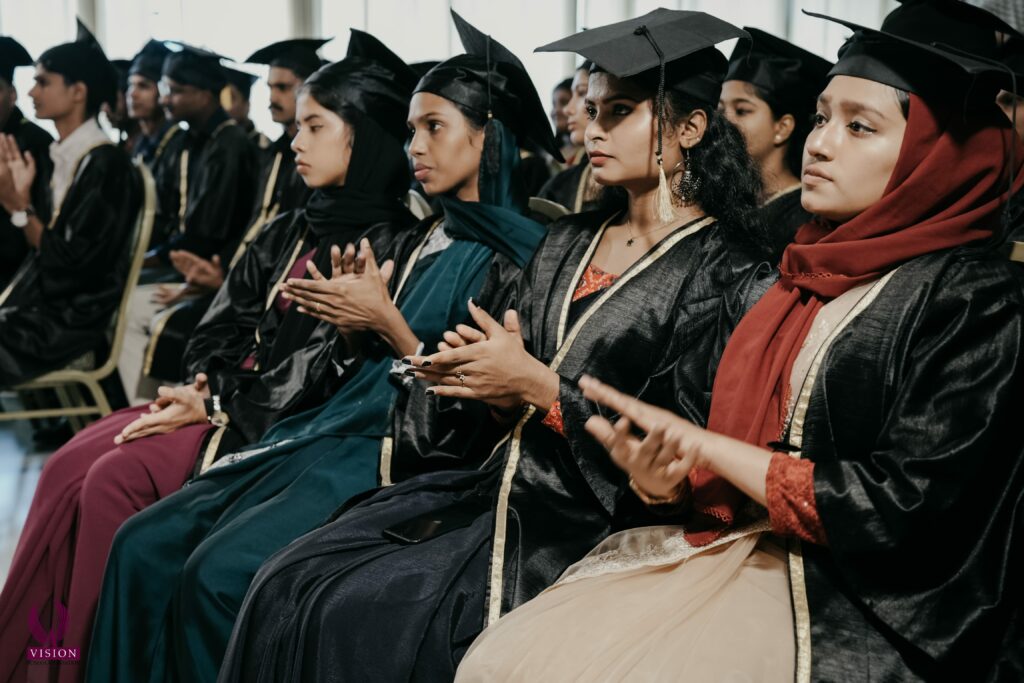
37;18;118;108
807;4;1020;107
223;66;257;100
416;11;562;160
111;58;131;93
245;38;330;80
536;9;748;107
303;29;417;143
726;28;832;114
410;61;440;78
0;36;32;85
129;39;171;83
162;42;227;93
1001;37;1024;82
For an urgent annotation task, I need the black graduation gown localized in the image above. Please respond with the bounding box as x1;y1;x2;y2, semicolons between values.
0;144;142;385
177;209;414;459
219;210;773;683
145;131;310;382
779;246;1024;681
0;107;53;287
538;160;600;213
145;108;256;280
760;185;810;264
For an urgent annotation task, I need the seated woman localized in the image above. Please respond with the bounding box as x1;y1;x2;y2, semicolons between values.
218;10;774;683
0;33;420;682
456;10;1024;683
538;60;601;213
720;28;832;262
84;14;559;683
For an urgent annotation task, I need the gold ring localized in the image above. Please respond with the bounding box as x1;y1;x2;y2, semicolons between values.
316;302;321;313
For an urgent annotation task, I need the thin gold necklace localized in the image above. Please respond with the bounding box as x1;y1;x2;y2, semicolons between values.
624;219;676;247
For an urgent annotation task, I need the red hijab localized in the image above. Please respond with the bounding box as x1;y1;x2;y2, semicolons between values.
685;93;1024;546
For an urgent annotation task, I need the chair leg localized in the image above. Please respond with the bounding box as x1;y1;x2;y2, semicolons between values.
83;378;112;417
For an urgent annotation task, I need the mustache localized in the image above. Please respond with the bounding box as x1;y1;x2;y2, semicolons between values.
269;104;284;112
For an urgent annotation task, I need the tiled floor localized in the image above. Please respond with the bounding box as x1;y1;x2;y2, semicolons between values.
0;409;53;587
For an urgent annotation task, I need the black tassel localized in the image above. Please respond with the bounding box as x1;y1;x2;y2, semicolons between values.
482;114;502;178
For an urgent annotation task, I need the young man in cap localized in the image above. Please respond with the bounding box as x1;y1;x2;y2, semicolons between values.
0;30;142;388
117;42;256;403
141;38;328;384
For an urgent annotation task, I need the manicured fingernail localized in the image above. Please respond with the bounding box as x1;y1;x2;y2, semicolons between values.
401;358;413;365
425;388;435;395
403;369;417;377
420;360;432;367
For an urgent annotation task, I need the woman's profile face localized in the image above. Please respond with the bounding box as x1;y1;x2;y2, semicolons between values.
719;80;788;165
583;71;686;191
407;91;484;199
565;68;590;146
291;92;353;188
801;75;907;223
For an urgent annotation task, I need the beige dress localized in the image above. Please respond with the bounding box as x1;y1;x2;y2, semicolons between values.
455;280;881;683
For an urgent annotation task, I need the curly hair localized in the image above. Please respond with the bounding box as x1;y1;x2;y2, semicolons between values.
599;89;769;257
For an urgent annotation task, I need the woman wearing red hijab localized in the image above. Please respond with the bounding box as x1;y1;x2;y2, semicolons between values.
457;9;1024;683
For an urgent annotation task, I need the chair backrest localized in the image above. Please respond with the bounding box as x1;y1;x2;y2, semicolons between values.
406;189;433;220
528;196;570;221
94;160;156;378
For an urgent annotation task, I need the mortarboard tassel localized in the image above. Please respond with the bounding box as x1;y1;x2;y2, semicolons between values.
636;26;676;223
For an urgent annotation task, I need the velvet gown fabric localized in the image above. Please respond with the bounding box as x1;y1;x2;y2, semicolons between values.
0;143;141;385
217;210;773;683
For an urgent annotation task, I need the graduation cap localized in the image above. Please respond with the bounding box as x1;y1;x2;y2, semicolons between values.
0;36;32;85
37;18;118;108
410;60;440;78
301;29;417;144
111;58;131;93
129;39;171;84
162;42;227;93
246;38;330;80
536;9;747;220
806;5;1020;106
223;66;257;101
726;28;832;115
415;10;562;161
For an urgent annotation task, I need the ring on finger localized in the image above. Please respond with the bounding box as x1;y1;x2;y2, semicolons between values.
455;370;467;388
316;302;321;313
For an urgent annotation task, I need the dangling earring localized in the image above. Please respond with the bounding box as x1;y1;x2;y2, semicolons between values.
678;148;701;204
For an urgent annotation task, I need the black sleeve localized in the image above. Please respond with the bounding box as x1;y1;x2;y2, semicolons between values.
152;131;257;262
183;212;299;386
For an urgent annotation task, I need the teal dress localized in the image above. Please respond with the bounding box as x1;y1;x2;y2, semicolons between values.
85;123;545;683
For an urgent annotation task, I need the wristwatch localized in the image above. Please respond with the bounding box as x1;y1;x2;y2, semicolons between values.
10;205;34;228
205;394;230;427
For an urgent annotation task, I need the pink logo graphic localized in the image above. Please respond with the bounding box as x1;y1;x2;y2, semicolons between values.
26;602;80;662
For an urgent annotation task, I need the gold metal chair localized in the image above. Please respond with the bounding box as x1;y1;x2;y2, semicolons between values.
528;196;571;221
0;160;156;431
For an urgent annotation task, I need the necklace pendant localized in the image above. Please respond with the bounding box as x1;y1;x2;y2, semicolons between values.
626;238;635;247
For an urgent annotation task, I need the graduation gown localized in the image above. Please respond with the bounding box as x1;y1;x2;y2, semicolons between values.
218;210;773;683
85;214;538;683
773;246;1024;681
538;160;600;213
0;143;141;386
145;108;256;279
144;131;310;382
760;185;810;264
0;107;53;287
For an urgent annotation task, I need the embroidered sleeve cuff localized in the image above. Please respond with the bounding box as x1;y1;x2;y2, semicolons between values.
766;452;827;545
540;399;565;436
